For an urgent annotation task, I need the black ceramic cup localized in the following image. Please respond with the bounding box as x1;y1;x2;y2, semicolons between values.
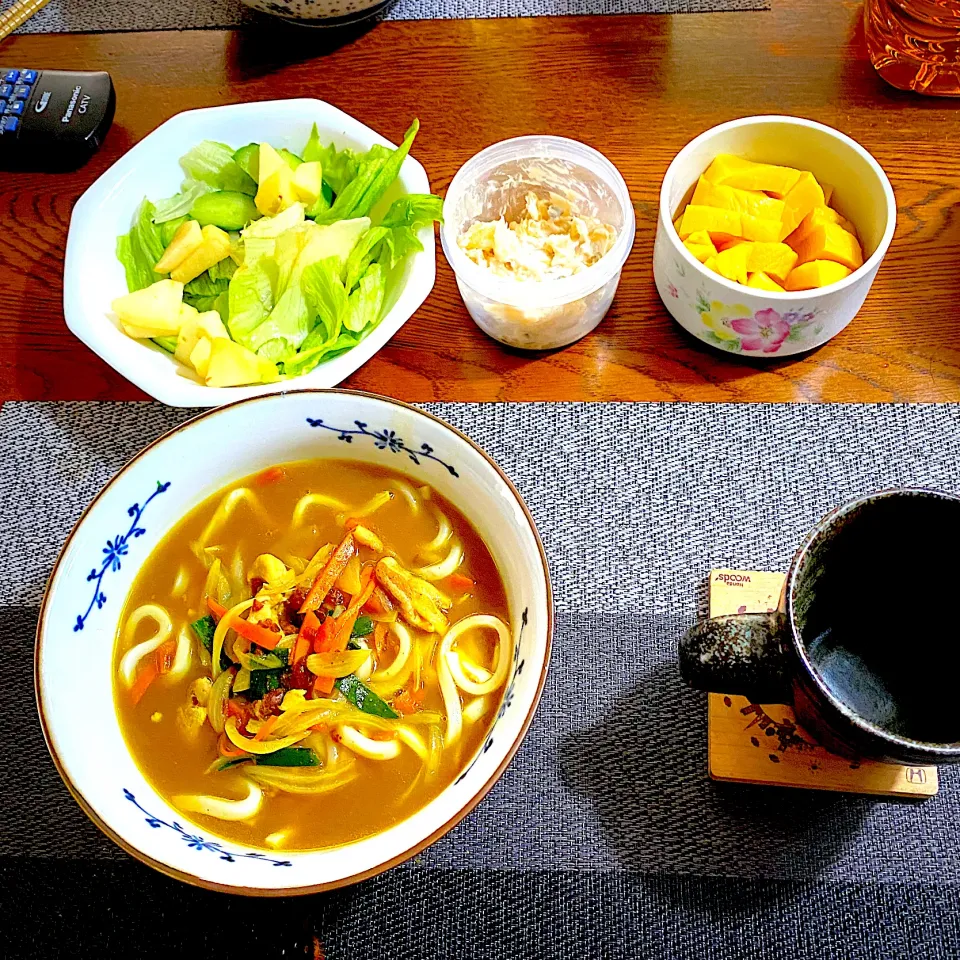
680;489;960;765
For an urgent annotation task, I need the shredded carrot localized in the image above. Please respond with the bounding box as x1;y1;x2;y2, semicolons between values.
313;615;338;654
130;661;158;705
219;732;248;758
392;687;425;715
300;532;355;614
312;673;335;697
294;610;320;663
331;567;376;652
207;597;282;651
373;621;387;654
253;715;279;742
154;638;178;675
447;573;475;594
343;518;361;531
255;465;287;486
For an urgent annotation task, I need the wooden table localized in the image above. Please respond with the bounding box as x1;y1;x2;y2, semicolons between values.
3;1;959;403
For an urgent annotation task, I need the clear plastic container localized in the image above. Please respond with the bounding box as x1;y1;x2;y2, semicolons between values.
441;136;635;350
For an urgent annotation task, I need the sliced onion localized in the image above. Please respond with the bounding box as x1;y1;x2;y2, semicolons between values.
212;598;254;679
224;717;308;754
293;493;348;526
207;668;235;734
119;604;173;687
306;648;370;679
338;490;393;525
174;780;262;821
249;760;357;795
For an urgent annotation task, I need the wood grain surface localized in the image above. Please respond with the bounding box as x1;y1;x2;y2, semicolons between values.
2;1;959;403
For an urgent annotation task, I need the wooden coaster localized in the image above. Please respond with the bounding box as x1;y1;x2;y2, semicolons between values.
707;569;938;798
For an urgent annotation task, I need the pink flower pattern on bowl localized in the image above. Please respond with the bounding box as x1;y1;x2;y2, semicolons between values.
692;291;822;356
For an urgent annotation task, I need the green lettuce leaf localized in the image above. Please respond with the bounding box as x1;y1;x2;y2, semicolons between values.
184;272;229;299
179;141;256;195
208;257;238;282
380;226;424;268
313;152;387;226
302;257;348;344
284;330;360;378
380;193;443;230
116;199;166;292
342;226;389;294
302;125;359;195
153;179;214;223
227;259;277;343
350;120;421;220
343;263;386;333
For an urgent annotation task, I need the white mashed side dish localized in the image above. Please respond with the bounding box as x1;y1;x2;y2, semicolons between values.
457;191;617;282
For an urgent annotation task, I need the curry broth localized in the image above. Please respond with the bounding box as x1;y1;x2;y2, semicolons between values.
114;459;508;851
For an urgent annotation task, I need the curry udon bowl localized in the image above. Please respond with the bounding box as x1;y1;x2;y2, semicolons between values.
36;390;552;895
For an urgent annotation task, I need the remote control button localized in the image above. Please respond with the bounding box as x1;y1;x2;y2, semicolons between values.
5;100;23;116
19;70;37;84
3;69;19;83
12;84;30;100
0;84;11;98
1;116;20;133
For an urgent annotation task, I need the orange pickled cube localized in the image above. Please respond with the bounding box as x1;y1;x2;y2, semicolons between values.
784;260;853;290
779;171;826;239
746;271;786;292
683;230;718;263
679;205;742;242
746;242;799;285
715;242;752;285
691;176;784;221
703;154;802;198
787;205;843;247
715;236;749;252
793;223;864;271
742;214;782;243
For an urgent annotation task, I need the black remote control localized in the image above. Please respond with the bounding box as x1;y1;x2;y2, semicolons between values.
0;68;115;170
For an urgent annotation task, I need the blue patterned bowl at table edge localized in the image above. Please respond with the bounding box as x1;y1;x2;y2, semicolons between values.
36;389;552;896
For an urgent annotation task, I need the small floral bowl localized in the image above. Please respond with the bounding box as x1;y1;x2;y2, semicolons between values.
653;116;896;357
36;390;552;895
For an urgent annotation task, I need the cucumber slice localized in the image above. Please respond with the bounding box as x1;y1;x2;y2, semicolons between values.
159;215;189;247
190;191;261;231
279;148;303;171
233;143;259;182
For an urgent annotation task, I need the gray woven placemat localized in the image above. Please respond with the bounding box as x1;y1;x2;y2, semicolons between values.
13;0;769;32
3;400;960;895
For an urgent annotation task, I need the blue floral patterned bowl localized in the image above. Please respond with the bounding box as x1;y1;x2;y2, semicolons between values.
35;390;552;895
